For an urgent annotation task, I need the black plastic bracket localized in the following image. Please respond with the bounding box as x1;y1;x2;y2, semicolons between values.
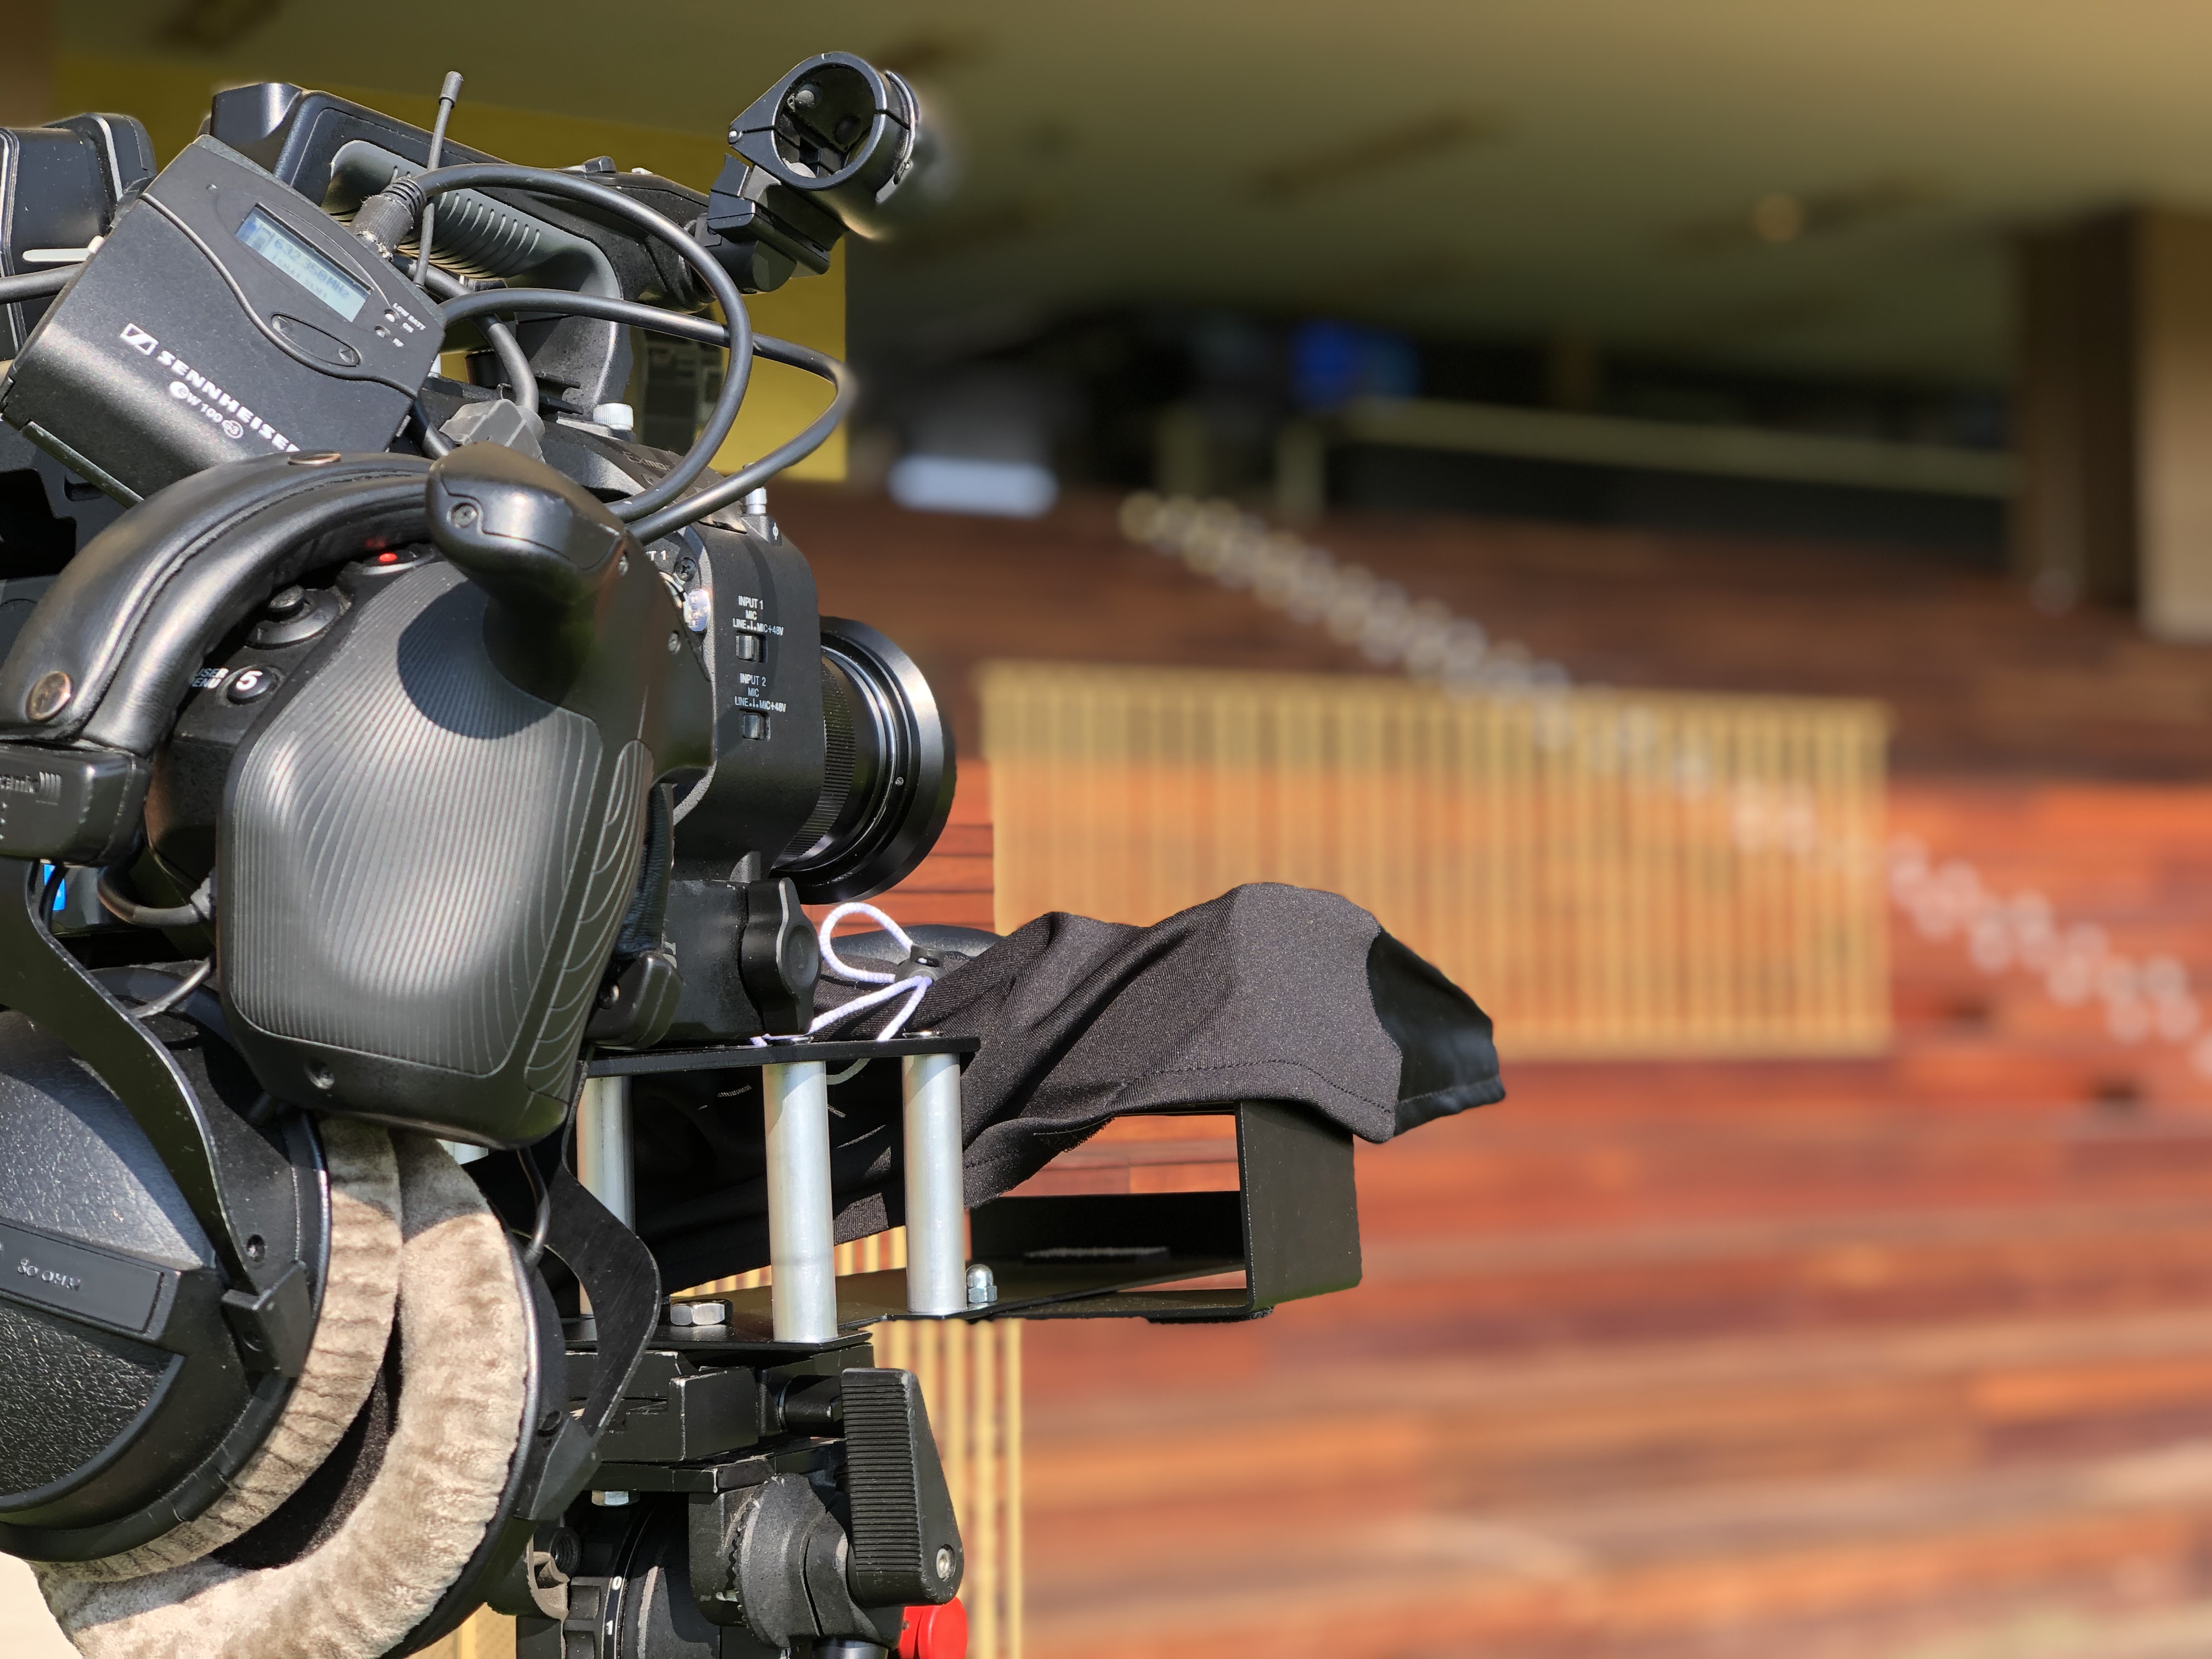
524;1167;663;1521
965;1099;1363;1322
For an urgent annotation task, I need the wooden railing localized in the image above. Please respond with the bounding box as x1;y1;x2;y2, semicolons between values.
983;661;1891;1058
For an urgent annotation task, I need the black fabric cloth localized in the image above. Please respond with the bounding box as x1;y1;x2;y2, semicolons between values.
630;883;1502;1291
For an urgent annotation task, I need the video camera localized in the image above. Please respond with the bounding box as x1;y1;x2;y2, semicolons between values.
0;53;1466;1659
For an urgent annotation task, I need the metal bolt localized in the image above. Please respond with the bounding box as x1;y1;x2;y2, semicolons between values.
965;1262;997;1308
590;1490;632;1507
667;1299;729;1328
449;501;479;528
668;633;682;653
307;1063;335;1092
24;670;71;723
936;1546;953;1581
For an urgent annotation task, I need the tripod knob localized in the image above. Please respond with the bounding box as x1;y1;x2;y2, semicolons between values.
898;1598;968;1659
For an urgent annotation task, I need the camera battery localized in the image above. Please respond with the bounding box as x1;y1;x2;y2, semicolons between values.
0;135;442;503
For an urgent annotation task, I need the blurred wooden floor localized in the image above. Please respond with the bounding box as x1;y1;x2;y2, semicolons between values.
997;779;2212;1659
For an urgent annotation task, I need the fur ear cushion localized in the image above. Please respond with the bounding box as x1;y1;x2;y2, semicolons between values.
47;1119;403;1583
40;1135;533;1659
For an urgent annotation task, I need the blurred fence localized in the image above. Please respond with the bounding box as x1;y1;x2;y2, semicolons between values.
983;661;1889;1058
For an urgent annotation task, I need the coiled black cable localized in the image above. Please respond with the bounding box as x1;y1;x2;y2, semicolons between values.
367;163;754;523
433;287;852;540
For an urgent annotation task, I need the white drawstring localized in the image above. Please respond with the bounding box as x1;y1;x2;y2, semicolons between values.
809;975;930;1039
746;902;934;1064
817;901;916;984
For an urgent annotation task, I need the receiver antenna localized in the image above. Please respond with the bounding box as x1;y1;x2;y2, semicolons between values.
412;70;464;284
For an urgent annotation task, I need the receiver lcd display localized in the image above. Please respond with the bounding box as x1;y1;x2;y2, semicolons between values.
235;206;370;323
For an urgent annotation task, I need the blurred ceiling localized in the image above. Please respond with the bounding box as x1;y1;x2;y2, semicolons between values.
53;1;2212;386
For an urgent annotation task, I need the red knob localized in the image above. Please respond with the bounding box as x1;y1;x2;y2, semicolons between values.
899;1598;969;1659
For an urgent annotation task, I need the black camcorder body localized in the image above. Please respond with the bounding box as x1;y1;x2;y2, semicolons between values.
0;50;1480;1659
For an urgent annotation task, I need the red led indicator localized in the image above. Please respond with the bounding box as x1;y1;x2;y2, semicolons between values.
375;551;401;565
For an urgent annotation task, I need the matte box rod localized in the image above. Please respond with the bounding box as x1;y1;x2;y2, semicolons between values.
764;1060;839;1341
574;1074;634;1227
901;1051;967;1316
573;1074;634;1319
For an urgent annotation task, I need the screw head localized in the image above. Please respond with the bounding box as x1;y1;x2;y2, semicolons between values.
449;501;479;528
24;670;71;723
307;1063;335;1092
965;1262;998;1307
936;1546;954;1581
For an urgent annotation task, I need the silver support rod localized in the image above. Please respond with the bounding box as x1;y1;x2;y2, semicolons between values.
765;1060;838;1343
574;1074;633;1320
901;1052;967;1316
574;1074;634;1227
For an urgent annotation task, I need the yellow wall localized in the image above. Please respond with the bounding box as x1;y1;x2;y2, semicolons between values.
50;53;844;480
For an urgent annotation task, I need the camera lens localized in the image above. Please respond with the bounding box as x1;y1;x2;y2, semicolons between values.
775;618;953;903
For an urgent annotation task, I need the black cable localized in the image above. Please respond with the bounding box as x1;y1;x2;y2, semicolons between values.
634;336;850;541
515;1143;552;1272
97;864;206;931
391;163;754;521
434;289;852;539
133;960;213;1020
0;267;71;304
410;267;538;457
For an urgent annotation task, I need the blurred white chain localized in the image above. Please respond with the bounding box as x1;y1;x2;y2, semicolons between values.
1886;838;2212;1073
1123;491;2212;1082
1119;493;1570;693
